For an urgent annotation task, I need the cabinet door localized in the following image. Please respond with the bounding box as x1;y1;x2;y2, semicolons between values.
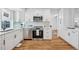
66;30;74;45
0;36;3;50
23;28;29;39
20;29;23;41
58;12;64;38
70;31;78;49
17;29;23;42
66;31;70;43
66;30;79;49
63;29;69;42
44;27;52;39
5;32;16;50
63;9;74;28
14;30;20;44
14;29;23;45
0;35;8;50
28;29;32;39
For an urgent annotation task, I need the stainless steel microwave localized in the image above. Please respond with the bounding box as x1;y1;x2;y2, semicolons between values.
33;16;43;22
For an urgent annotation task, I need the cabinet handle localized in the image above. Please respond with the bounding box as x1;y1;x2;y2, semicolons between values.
14;35;16;38
3;40;5;45
68;32;70;36
72;31;75;33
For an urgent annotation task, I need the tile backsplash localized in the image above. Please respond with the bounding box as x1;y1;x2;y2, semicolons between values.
24;21;50;28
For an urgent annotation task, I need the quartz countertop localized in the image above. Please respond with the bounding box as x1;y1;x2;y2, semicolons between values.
0;28;23;36
74;28;79;32
66;27;79;32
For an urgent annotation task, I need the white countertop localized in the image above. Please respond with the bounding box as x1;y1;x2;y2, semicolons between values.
74;28;79;32
65;27;79;32
0;28;23;36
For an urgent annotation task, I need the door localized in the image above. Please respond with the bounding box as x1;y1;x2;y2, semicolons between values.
32;30;43;38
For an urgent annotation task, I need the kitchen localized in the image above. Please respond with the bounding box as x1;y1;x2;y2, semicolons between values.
0;8;79;50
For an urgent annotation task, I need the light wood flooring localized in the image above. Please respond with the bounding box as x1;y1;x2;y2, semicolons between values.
14;36;75;50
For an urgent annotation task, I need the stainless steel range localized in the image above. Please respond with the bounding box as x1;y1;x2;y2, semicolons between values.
32;26;43;39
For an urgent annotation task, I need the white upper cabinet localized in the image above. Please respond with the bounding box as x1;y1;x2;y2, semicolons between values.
0;9;2;30
74;9;79;27
63;8;75;28
10;8;25;22
2;9;11;21
25;8;51;22
0;9;2;20
9;8;25;28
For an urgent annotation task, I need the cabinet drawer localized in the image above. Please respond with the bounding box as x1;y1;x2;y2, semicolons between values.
5;37;15;50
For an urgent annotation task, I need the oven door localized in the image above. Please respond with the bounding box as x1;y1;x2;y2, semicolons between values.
32;30;43;38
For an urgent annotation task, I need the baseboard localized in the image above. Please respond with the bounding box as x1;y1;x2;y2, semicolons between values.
24;39;32;40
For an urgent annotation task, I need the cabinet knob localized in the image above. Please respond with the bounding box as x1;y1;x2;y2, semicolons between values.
68;32;70;36
14;35;16;38
3;40;5;45
72;31;75;33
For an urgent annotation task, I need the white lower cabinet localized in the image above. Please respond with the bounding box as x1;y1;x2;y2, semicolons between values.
5;32;16;50
44;27;52;39
14;29;23;45
0;29;23;50
64;29;70;44
0;35;5;50
64;29;79;49
23;28;29;39
69;30;79;49
0;36;2;49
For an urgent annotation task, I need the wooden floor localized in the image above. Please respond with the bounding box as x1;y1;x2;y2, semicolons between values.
14;36;75;50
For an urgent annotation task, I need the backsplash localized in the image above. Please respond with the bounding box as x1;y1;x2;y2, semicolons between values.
13;21;22;29
24;21;50;28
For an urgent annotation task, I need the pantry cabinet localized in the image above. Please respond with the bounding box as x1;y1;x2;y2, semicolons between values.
58;9;64;38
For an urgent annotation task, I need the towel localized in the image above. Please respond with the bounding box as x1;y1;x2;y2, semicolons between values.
36;29;39;36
